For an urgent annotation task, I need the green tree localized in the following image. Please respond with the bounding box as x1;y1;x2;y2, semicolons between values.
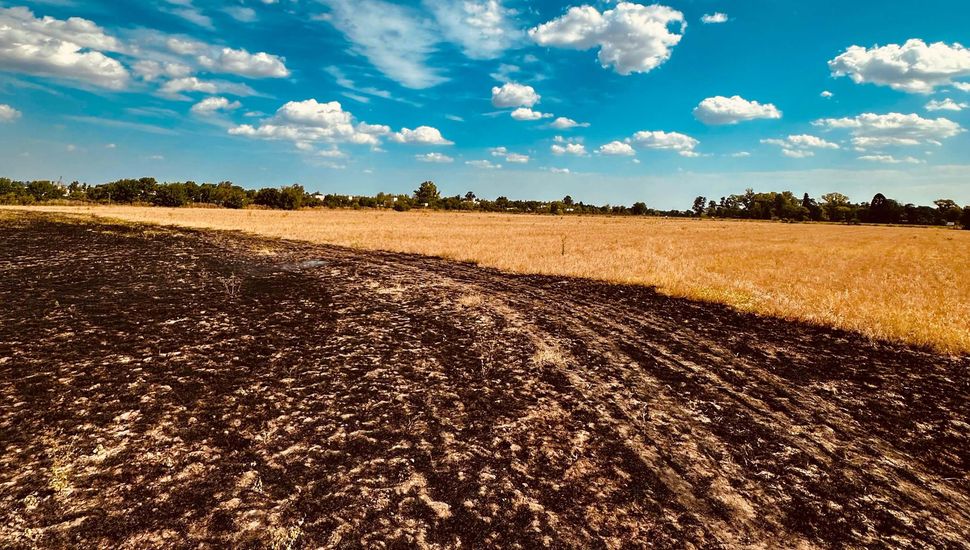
631;202;648;216
961;206;970;230
821;192;851;222
934;199;962;223
254;187;282;208
26;180;65;201
209;181;248;208
413;181;440;207
153;183;188;207
278;185;305;210
692;196;707;217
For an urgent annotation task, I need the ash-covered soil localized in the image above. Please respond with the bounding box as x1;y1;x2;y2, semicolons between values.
1;211;968;549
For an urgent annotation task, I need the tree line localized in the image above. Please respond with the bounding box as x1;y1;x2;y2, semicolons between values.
1;177;967;228
691;190;969;227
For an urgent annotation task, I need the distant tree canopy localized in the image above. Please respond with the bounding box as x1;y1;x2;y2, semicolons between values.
690;189;967;227
0;176;966;228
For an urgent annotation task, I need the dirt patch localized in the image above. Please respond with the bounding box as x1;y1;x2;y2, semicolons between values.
1;211;968;548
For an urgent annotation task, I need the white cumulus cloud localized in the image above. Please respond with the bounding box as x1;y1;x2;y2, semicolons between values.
197;47;289;78
160;76;257;98
812;112;964;150
829;39;970;94
693;95;782;125
391;126;454;145
191;96;242;115
0;7;129;89
510;107;551;121
925;98;967;111
132;60;191;82
492;82;539;107
629;130;699;156
551;142;587;156
229;99;392;147
0;103;21;122
598;141;635;156
550;116;589;129
529;2;685;75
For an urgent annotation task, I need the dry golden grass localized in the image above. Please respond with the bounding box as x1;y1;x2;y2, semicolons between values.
7;205;970;354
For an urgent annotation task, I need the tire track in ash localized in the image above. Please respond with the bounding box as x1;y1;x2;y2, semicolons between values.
1;212;967;549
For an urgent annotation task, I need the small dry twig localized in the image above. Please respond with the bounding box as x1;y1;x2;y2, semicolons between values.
217;273;242;300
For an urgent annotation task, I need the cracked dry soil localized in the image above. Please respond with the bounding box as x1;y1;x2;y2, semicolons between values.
1;212;968;549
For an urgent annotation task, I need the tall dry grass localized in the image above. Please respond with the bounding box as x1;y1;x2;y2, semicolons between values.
8;205;970;354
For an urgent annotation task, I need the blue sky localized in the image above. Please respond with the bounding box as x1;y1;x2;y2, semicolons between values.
1;0;969;208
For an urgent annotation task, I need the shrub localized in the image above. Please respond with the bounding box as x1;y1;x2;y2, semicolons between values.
153;183;189;207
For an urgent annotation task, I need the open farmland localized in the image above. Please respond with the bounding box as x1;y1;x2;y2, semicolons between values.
7;204;970;354
1;210;968;548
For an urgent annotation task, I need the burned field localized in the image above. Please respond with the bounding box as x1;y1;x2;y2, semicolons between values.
1;212;968;549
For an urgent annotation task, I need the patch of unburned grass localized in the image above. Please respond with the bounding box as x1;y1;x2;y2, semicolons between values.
6;205;969;354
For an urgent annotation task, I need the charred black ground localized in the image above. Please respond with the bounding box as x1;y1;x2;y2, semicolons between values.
1;211;968;549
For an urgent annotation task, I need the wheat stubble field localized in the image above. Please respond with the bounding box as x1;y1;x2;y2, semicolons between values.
9;204;970;353
1;209;969;549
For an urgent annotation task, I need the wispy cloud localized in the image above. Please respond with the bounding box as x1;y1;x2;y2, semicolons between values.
316;0;446;89
65;115;179;135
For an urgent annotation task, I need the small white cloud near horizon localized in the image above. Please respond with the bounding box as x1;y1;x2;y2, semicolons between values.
694;95;782;125
598;141;635;156
0;103;21;122
813;112;964;150
550;138;587;156
858;154;924;164
761;134;839;158
466;159;502;169
550;117;589;130
701;12;728;24
628;130;700;157
821;90;834;98
415;152;454;163
489;146;529;163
